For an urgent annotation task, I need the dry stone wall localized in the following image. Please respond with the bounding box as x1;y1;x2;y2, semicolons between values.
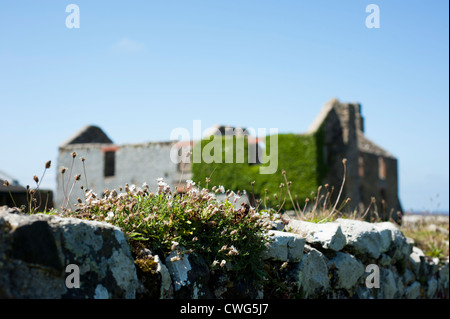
0;206;448;299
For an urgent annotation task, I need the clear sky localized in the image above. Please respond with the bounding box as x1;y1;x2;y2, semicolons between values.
0;0;448;213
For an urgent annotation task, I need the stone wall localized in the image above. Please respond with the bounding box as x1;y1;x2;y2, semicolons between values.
0;206;447;299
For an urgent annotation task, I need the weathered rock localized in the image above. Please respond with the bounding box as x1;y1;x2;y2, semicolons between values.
335;218;383;260
439;259;449;292
165;250;191;292
355;285;373;299
0;208;138;298
287;220;346;251
404;281;421;299
427;258;440;275
374;222;412;262
134;247;173;299
328;252;365;290
263;230;305;262
154;255;173;299
409;246;425;277
165;250;213;299
376;268;398;299
426;277;438;298
403;268;416;286
289;245;330;298
379;254;392;266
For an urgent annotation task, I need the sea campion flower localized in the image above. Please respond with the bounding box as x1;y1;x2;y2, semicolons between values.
186;179;195;188
118;192;127;200
157;178;170;194
85;189;98;204
105;211;114;221
170;256;181;262
171;241;179;251
228;245;239;256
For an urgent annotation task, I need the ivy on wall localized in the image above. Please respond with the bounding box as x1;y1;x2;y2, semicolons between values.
192;130;327;211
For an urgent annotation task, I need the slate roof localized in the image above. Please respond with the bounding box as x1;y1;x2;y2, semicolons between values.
357;131;395;158
60;125;113;147
0;179;27;193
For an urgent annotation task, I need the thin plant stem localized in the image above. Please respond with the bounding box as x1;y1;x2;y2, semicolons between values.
282;171;299;218
82;159;88;191
64;156;76;207
322;158;347;222
4;182;17;207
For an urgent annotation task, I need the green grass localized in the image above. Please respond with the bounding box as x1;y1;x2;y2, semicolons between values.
59;179;274;287
401;220;449;261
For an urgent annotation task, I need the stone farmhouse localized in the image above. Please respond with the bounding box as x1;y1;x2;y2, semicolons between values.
56;125;192;210
307;98;402;219
56;98;402;220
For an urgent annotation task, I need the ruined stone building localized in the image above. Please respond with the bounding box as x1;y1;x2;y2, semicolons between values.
56;98;402;220
307;98;402;220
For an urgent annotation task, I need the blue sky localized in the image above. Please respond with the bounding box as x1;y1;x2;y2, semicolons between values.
0;0;448;212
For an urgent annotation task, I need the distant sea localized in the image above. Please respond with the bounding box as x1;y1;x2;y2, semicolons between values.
404;210;449;216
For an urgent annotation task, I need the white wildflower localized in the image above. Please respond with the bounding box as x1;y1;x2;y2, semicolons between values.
171;241;179;251
109;189;118;199
170;256;181;262
220;260;226;267
105;211;114;221
85;190;98;204
118;192;127;200
186;179;195;188
228;245;239;256
216;185;225;194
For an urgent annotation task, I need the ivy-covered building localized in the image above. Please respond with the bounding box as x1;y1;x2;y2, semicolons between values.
56;98;402;220
192;98;403;221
